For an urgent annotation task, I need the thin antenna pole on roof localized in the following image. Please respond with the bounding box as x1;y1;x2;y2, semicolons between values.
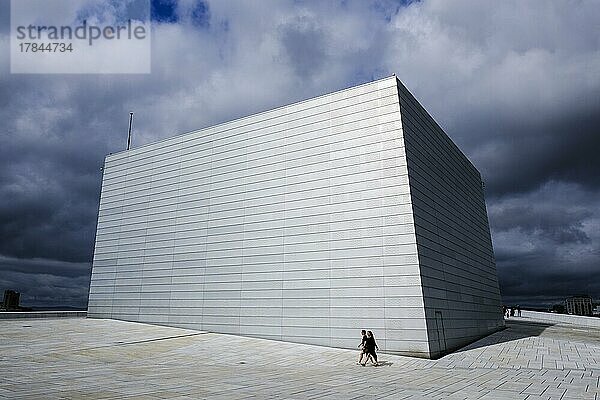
126;112;134;150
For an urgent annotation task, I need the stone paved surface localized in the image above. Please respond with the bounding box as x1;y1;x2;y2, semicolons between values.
1;316;599;399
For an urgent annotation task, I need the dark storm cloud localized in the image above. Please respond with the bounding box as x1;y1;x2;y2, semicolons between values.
0;271;90;309
498;257;600;308
0;76;113;263
0;0;598;309
0;256;91;309
462;102;600;198
491;205;590;245
499;270;600;309
488;181;600;306
0;256;90;278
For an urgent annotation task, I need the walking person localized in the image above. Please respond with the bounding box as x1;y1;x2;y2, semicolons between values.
517;305;521;317
361;330;379;366
357;330;367;365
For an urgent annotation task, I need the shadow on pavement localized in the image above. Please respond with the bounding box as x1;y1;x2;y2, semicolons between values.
452;319;555;353
375;360;393;367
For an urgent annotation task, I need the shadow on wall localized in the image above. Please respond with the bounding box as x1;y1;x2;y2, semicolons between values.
452;319;554;354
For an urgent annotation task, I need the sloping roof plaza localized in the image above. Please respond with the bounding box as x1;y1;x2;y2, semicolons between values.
1;316;598;399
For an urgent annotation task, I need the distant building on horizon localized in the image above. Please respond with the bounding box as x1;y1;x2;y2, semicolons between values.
565;295;593;316
1;290;21;311
88;75;504;359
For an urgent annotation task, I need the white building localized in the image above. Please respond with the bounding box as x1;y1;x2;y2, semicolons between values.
88;75;504;358
566;296;593;316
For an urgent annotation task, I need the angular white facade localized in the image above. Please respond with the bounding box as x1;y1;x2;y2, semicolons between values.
88;76;503;358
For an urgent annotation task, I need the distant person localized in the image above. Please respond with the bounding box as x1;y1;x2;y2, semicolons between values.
510;307;515;317
357;330;367;365
517;305;521;317
361;330;379;366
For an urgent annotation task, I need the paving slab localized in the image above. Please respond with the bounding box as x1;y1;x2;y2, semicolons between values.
1;316;599;399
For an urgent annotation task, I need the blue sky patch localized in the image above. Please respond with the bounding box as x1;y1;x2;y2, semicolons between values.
152;0;177;23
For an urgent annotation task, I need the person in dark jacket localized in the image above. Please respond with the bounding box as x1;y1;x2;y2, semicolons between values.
357;330;367;365
361;330;379;366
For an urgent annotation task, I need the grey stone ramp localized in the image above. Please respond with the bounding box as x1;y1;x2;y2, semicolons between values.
1;318;598;399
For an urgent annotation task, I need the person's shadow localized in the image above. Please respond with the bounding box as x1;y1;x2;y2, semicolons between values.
375;360;393;367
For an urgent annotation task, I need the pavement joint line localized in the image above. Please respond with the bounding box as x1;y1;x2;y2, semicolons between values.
76;332;208;350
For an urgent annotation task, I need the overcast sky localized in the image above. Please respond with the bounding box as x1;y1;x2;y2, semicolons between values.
1;0;599;309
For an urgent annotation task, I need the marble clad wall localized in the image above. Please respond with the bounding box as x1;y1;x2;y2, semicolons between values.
88;75;502;358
